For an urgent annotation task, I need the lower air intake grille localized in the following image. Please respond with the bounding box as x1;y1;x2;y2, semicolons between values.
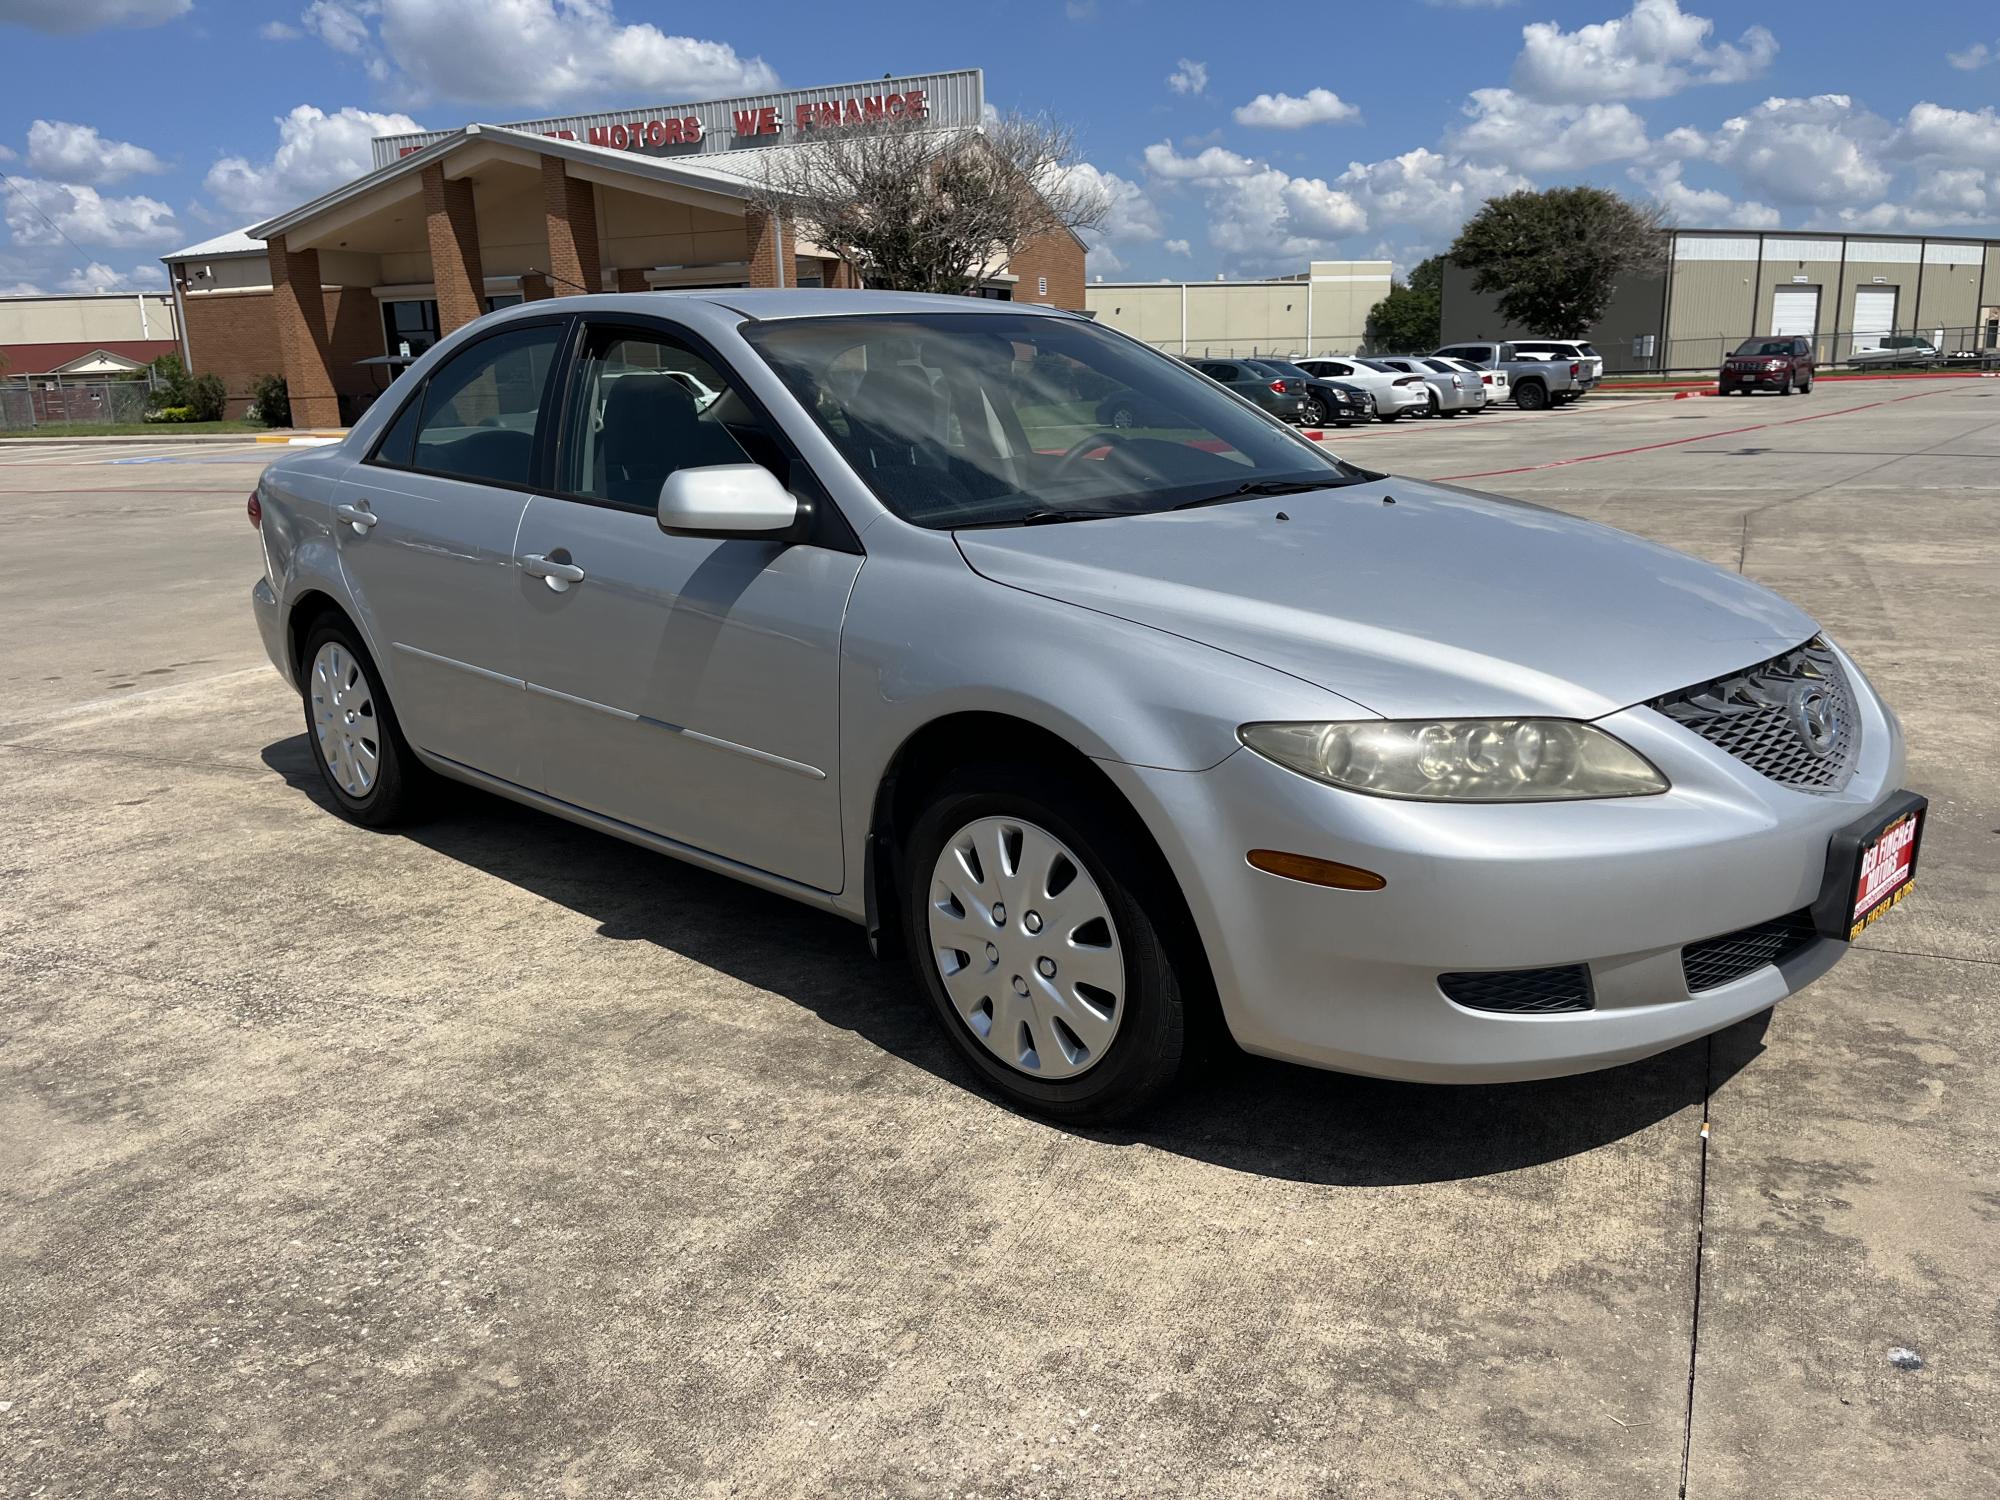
1439;965;1594;1014
1681;910;1820;993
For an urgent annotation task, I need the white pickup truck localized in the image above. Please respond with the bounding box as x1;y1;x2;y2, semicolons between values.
1433;340;1587;411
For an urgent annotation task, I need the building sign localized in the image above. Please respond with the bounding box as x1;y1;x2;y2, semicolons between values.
371;68;981;169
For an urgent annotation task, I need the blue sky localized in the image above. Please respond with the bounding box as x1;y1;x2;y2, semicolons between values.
2;0;1998;294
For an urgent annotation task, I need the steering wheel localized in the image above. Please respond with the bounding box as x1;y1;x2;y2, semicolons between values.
1051;428;1150;482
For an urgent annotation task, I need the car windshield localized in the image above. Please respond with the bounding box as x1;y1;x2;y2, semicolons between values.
744;313;1365;529
1734;340;1794;356
1258;361;1315;381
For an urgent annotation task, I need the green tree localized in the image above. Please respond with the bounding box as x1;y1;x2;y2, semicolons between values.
1363;255;1443;352
1449;187;1665;335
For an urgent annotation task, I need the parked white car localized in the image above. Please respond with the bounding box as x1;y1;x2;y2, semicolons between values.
1295;357;1430;421
1371;357;1487;416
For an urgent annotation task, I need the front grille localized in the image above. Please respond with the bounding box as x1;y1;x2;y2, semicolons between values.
1439;965;1594;1014
1682;909;1820;992
1648;637;1858;793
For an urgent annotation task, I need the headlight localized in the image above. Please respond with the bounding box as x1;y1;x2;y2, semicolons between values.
1238;719;1669;802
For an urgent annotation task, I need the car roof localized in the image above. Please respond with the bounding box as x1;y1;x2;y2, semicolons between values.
482;288;1084;325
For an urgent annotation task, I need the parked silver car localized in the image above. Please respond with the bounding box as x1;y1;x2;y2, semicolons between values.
253;292;1922;1120
1371;356;1487;416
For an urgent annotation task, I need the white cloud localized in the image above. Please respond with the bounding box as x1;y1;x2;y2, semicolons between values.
260;19;302;39
1512;0;1776;104
2;179;177;248
1086;241;1126;275
0;143;15;162
56;259;167;291
1448;89;1650;171
1233;89;1360;129
1633;161;1778;228
1691;95;1892;206
25;120;168;187
1893;102;2000;168
1946;40;1993;70
1205;168;1367;269
0;0;188;34
202;104;423;218
284;0;779;108
1166;58;1208;96
1064;0;1096;17
1061;162;1162;242
1164;238;1191;255
1335;148;1532;241
1143;141;1257;181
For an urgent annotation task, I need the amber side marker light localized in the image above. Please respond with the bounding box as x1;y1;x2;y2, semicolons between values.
1246;849;1387;891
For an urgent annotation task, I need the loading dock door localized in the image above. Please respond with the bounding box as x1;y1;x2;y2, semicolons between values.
1853;287;1898;352
1771;287;1819;339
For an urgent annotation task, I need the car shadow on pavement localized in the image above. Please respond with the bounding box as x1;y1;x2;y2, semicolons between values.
263;733;1768;1187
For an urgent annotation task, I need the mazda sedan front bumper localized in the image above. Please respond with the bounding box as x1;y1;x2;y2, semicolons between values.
1101;647;1906;1083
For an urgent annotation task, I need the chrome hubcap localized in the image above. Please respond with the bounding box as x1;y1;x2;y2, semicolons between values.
927;816;1124;1080
310;642;380;797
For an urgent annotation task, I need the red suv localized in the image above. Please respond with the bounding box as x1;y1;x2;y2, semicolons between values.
1720;336;1815;396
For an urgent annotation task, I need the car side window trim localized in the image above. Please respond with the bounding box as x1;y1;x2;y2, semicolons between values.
359;313;575;494
546;314;862;555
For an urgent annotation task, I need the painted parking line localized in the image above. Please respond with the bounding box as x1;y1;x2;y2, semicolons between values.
1434;388;1961;481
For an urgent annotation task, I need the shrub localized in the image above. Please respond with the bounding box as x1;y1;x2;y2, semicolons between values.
147;406;197;423
249;373;291;428
188;372;227;422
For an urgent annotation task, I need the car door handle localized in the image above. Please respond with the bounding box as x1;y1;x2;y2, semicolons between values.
521;553;586;589
334;501;377;532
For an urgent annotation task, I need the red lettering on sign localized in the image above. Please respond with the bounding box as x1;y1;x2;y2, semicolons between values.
732;109;761;136
644;120;665;146
611;124;630;149
862;95;884;121
587;126;612;147
906;90;928;118
885;94;906;118
683;115;703;143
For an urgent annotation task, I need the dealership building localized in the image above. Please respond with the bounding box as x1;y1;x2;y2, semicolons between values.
160;69;1085;424
1443;228;2000;374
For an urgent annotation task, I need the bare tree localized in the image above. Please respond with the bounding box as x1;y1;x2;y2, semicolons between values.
751;112;1109;295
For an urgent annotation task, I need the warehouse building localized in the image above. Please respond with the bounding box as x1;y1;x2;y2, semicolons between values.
1085;261;1393;358
0;290;180;378
160;69;1085;424
1442;229;2000;374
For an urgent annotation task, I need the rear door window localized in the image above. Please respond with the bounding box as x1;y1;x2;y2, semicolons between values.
404;322;564;488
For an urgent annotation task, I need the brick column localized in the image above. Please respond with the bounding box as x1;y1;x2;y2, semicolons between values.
541;156;600;295
747;207;795;289
422;163;485;333
519;272;553;302
615;267;648;293
825;258;857;289
269;234;340;428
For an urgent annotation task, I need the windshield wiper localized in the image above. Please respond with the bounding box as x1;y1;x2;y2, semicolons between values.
955;507;1138;529
1168;476;1363;511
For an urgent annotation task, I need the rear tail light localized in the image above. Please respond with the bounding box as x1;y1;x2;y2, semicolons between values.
1570;362;1580;376
1481;373;1493;384
1270;380;1288;394
1394;376;1421;387
247;490;262;528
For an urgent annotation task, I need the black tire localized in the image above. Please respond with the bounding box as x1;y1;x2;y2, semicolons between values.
1107;401;1138;429
1800;374;1813;393
1777;375;1793;396
1303;397;1326;426
1514;380;1549;411
298;617;430;828
1426;390;1440;417
902;764;1188;1122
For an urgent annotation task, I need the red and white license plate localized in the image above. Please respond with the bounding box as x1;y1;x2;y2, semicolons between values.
1849;810;1920;937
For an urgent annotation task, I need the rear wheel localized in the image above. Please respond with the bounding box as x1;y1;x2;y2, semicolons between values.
1799;373;1813;393
300;618;429;827
904;766;1187;1122
1515;380;1549;411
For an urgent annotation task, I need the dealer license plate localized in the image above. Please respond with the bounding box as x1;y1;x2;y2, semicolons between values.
1814;793;1926;942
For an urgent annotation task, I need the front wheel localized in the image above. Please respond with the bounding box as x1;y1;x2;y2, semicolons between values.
300;619;429;827
904;768;1188;1121
1777;375;1793;396
1303;397;1326;426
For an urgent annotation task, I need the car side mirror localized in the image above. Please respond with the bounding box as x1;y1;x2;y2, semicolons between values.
657;464;806;542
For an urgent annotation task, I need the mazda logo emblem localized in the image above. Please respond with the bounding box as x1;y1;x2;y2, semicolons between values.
1791;683;1840;757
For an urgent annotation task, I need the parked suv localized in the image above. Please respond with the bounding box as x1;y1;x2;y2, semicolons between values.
1720;336;1814;395
252;292;1919;1121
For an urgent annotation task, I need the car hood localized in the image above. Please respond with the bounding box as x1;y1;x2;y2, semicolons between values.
955;476;1817;719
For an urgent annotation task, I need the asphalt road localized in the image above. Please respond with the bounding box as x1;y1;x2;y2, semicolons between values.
3;383;1996;1498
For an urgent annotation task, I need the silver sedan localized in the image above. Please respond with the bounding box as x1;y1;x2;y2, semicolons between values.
252;291;1923;1121
1371;356;1487;415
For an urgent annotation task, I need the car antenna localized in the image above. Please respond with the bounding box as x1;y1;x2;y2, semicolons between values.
525;265;593;295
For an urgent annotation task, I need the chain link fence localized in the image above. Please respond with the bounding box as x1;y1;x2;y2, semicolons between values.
0;374;158;431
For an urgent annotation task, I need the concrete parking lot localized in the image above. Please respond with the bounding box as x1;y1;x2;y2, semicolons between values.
4;381;1996;1498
